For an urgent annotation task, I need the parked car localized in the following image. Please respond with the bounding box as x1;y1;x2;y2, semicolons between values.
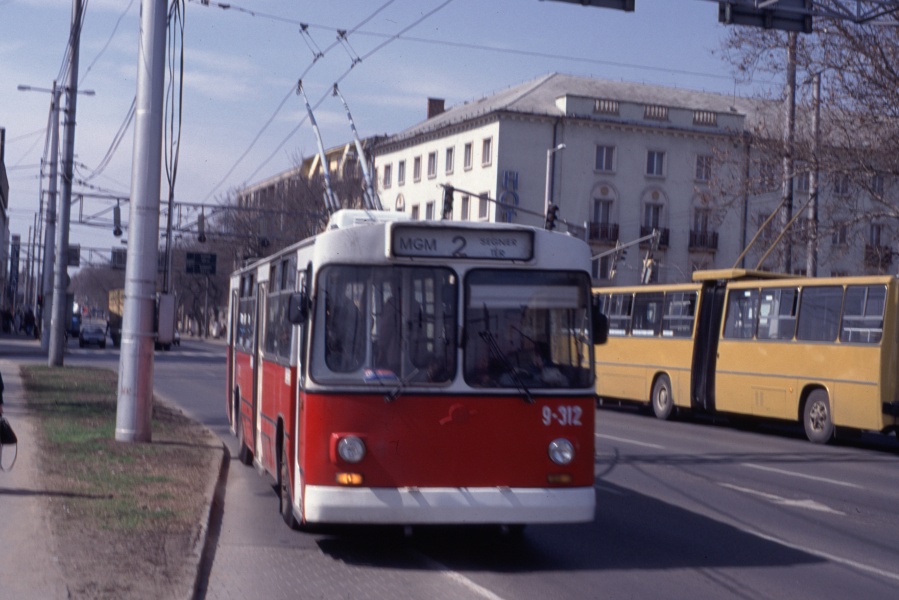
79;323;107;349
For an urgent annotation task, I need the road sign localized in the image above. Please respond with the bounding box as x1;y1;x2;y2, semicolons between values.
186;252;216;275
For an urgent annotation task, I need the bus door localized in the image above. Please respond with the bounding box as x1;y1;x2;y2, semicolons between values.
253;281;267;464
228;287;239;430
691;281;726;412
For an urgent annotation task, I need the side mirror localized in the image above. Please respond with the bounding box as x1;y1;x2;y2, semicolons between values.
592;307;609;346
287;292;309;324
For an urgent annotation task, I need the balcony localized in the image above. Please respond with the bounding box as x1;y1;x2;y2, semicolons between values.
689;230;718;251
864;244;893;269
588;222;619;244
640;226;669;249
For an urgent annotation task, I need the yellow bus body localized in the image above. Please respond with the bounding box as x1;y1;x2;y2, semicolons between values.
594;272;899;441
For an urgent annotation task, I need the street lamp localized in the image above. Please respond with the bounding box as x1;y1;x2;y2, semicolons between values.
544;143;566;217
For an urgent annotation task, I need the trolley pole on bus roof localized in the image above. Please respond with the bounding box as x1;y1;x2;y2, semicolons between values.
115;0;167;443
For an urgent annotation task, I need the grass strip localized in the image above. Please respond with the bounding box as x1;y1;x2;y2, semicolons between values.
21;365;211;534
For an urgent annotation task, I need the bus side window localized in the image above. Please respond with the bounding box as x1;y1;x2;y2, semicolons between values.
797;286;843;342
607;293;632;336
632;292;664;337
841;285;885;344
723;289;758;340
756;288;797;341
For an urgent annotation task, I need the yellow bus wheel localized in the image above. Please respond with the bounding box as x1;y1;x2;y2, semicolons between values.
652;375;675;421
803;390;834;444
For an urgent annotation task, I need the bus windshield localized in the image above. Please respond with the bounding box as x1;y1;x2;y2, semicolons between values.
464;269;594;389
313;265;457;385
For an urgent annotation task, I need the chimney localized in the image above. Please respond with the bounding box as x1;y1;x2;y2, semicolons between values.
427;98;445;119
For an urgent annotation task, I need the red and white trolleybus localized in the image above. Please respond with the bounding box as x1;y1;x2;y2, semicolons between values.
226;209;606;529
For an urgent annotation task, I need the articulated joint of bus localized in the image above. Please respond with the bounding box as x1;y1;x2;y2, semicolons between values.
882;400;899;418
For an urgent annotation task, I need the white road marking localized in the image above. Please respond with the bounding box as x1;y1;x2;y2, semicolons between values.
741;462;861;489
419;556;509;600
595;433;665;449
719;482;844;515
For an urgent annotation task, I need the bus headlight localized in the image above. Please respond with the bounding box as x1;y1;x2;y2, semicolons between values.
548;438;575;465
337;436;366;463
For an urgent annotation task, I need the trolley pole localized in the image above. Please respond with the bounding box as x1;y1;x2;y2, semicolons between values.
115;0;167;443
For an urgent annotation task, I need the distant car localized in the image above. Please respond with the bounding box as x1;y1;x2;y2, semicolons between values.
79;323;107;349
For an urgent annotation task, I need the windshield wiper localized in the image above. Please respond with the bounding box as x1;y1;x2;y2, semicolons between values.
384;367;421;403
479;330;533;404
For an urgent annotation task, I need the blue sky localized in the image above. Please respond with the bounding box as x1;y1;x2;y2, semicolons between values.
1;0;767;253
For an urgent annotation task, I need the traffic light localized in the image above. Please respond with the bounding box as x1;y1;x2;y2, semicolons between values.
113;203;122;237
442;185;454;220
545;204;559;230
198;212;207;243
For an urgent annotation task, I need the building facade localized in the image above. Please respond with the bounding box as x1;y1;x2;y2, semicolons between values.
372;73;895;285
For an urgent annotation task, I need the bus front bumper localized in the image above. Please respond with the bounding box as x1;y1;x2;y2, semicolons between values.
303;485;596;525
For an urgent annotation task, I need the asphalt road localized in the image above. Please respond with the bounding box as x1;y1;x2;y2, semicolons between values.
68;339;899;599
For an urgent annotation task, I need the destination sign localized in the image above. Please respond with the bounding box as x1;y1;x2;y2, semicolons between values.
391;224;534;260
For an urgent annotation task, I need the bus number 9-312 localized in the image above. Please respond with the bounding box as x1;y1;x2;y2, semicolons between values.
543;405;583;426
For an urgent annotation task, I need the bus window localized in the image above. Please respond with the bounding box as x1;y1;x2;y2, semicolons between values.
661;291;696;338
324;274;367;372
465;270;593;389
607;293;633;336
797;286;843;342
723;289;758;339
632;292;664;337
756;287;798;341
841;285;886;344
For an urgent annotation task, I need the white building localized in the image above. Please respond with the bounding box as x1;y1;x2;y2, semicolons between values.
372;73;893;285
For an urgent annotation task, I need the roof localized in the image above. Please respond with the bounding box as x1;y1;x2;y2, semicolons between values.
383;72;777;145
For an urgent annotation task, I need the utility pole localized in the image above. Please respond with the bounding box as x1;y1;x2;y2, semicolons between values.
42;82;60;350
49;0;83;366
115;0;167;443
780;31;797;274
806;72;821;278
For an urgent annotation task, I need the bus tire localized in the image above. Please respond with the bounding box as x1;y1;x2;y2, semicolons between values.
236;410;253;466
652;374;675;421
279;439;299;530
803;389;834;444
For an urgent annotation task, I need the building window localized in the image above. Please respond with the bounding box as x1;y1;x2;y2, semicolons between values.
463;143;473;170
482;138;493;167
872;174;885;196
411;204;420;220
397;160;406;186
427;151;437;179
382;164;392;189
595;145;614;172
644;203;662;229
478;193;489;220
460;194;470;221
425;201;435;220
695;155;712;182
833;173;850;196
870;223;883;246
832;223;847;246
758;160;778;191
693;208;711;233
445;147;454;174
593;199;612;224
795;171;810;193
646;151;665;177
413;156;422;182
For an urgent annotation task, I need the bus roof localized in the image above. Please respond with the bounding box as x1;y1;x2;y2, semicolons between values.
691;268;794;283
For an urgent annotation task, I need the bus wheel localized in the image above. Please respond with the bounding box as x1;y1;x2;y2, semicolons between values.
803;390;834;444
236;412;253;466
279;440;299;530
652;375;675;421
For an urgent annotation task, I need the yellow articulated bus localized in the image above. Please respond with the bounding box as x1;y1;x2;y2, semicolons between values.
594;269;899;443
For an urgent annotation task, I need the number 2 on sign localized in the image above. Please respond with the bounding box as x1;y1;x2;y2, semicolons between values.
542;405;582;426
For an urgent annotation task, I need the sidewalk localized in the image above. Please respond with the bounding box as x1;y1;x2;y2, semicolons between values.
0;334;69;598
